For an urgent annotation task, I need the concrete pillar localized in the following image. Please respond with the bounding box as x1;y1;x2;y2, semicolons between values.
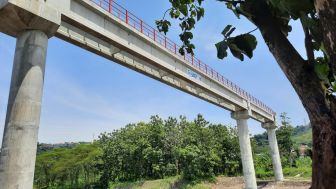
0;30;48;189
231;110;257;189
262;122;284;181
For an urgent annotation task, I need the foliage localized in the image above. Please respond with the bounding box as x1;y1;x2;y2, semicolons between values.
34;144;101;189
283;158;312;178
254;151;312;179
255;169;274;179
293;124;311;136
277;112;294;158
292;127;312;146
34;113;312;188
253;132;268;147
97;115;242;186
254;153;273;172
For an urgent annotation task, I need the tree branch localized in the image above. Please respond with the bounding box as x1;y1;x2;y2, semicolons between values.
246;28;258;34
220;0;245;4
300;17;315;64
162;8;173;20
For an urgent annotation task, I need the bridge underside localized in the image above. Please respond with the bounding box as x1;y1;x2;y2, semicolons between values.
0;0;283;189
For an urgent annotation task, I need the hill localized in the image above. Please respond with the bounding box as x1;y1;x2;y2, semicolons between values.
253;124;312;148
292;125;312;146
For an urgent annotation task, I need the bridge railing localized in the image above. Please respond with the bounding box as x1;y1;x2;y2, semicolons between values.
90;0;275;116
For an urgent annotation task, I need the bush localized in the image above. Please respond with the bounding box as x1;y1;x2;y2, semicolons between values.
283;157;312;178
295;157;312;168
254;153;273;172
283;167;312;178
255;169;274;179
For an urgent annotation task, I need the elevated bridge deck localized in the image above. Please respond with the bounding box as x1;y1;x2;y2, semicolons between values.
51;0;275;123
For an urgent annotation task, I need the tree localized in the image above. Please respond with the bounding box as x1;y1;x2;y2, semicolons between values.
34;144;101;188
277;113;294;167
157;0;336;187
97;115;242;183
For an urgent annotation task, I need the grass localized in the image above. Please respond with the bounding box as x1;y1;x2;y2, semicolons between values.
255;166;312;180
283;167;312;178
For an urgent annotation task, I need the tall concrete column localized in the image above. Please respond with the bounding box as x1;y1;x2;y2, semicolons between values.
231;110;257;189
262;122;284;181
0;30;48;189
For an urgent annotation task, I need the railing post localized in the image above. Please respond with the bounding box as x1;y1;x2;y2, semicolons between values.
164;36;167;48
154;29;156;41
192;56;194;65
126;10;128;24
140;20;143;33
198;60;201;69
109;0;112;13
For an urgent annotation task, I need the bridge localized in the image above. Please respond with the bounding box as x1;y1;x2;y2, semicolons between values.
0;0;283;188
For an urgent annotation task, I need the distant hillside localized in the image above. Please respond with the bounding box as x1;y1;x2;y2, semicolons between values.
292;125;312;146
253;124;312;148
37;141;91;153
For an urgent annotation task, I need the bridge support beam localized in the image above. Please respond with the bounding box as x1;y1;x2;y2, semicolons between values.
262;122;284;181
0;30;48;189
231;110;257;189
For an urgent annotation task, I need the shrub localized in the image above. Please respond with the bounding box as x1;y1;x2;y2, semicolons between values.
283;167;312;178
255;169;274;179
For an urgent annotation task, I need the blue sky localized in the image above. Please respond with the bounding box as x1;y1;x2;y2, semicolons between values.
0;0;309;144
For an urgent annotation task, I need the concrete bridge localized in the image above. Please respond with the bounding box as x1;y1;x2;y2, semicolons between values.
0;0;283;188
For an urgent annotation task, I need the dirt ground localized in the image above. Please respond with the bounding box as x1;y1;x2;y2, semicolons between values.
211;177;311;189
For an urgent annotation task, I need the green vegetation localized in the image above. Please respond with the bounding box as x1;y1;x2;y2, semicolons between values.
34;113;312;188
98;115;241;188
292;127;312;146
34;115;241;188
253;113;312;179
34;144;101;189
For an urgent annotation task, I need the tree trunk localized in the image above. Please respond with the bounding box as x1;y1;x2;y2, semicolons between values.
314;0;336;76
248;2;336;188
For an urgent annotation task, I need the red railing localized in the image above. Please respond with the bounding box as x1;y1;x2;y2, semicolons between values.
90;0;276;116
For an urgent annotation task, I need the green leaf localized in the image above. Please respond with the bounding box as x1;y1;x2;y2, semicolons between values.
180;4;188;16
226;27;236;38
331;81;336;91
156;20;171;35
228;43;244;61
197;7;205;21
215;40;228;59
269;0;314;19
314;59;330;83
222;25;232;36
230;34;257;59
